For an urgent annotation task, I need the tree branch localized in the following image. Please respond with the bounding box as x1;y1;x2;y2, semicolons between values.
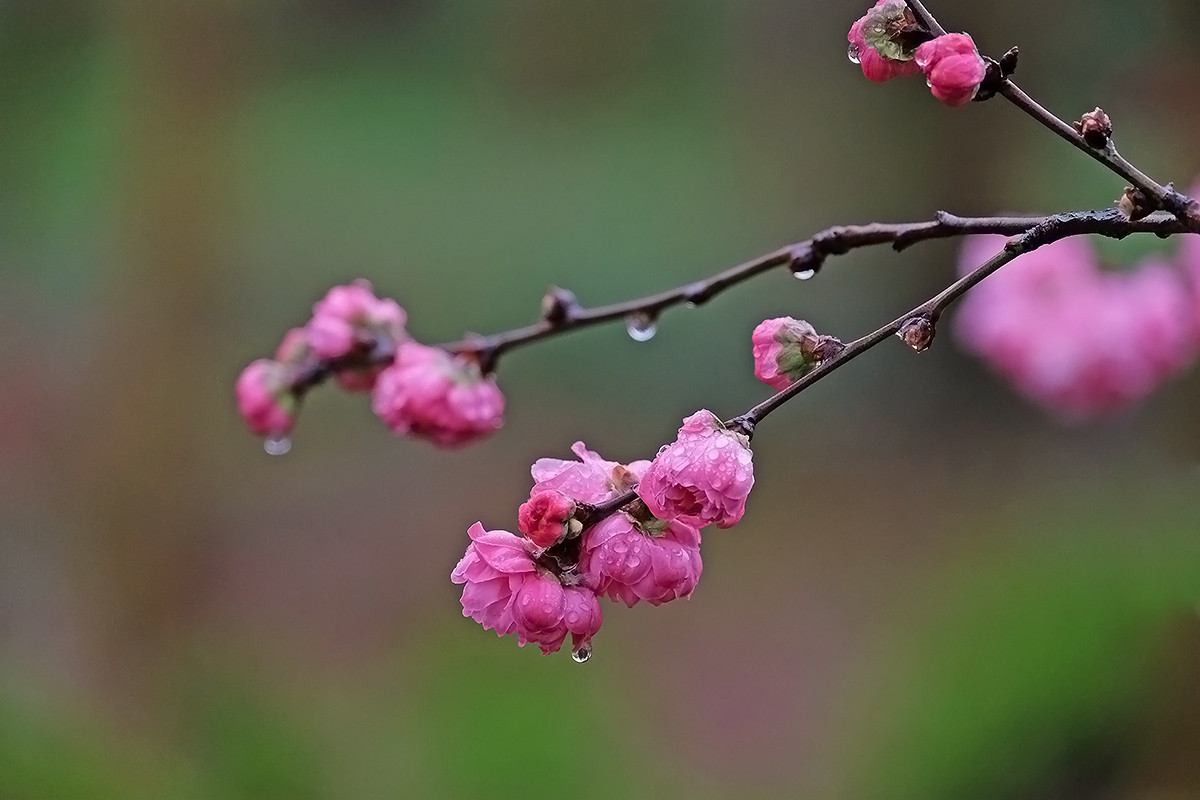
440;211;1193;372
904;0;1197;221
579;207;1200;528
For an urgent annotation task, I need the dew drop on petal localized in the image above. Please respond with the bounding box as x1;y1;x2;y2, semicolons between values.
572;645;592;663
847;43;861;64
793;269;817;281
264;437;292;456
625;312;658;342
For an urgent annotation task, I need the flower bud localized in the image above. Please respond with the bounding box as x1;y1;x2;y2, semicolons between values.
1074;107;1112;149
518;490;577;550
898;316;936;352
914;33;986;107
235;359;298;437
306;281;407;391
847;1;925;83
752;317;835;391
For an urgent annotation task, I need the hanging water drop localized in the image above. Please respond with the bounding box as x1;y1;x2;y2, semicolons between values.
264;436;292;456
625;312;658;342
847;43;861;64
793;269;817;281
572;645;592;663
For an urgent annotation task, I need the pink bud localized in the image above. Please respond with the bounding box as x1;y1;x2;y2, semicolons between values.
914;33;986;107
637;410;755;529
848;0;923;83
307;280;407;363
751;317;823;391
518;490;576;549
371;342;505;448
234;359;297;437
274;327;312;365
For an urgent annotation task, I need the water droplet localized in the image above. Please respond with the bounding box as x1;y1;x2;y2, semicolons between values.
264;437;291;456
627;557;641;569
625;312;658;342
847;43;861;64
793;269;817;281
572;646;592;663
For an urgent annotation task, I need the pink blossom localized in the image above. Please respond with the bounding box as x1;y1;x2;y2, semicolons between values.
518;490;576;550
1179;185;1200;344
274;327;311;365
450;522;537;639
637;411;755;529
848;0;922;83
954;235;1197;421
234;359;297;437
513;576;603;655
530;441;650;504
451;522;602;656
752;317;823;391
914;33;986;107
307;280;407;361
371;342;505;447
580;514;702;608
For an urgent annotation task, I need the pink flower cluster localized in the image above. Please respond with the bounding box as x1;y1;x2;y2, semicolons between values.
452;414;755;660
848;2;986;107
235;281;504;447
954;234;1200;421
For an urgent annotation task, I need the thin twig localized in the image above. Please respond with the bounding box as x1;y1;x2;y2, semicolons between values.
904;0;1196;220
579;207;1198;527
439;212;1192;370
287;210;1193;394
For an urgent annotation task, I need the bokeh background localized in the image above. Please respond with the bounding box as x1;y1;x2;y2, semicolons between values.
3;1;1200;798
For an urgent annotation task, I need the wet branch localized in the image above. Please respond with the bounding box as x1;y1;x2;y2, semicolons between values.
440;211;1192;373
576;207;1199;527
905;0;1197;220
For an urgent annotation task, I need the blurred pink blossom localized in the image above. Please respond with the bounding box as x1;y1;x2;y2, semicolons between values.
234;359;296;437
954;235;1197;421
371;342;504;447
307;280;407;361
307;281;407;391
638;411;755;529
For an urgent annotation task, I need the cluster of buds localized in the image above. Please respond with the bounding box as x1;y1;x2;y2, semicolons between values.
234;281;504;449
452;411;754;661
954;231;1200;421
848;1;987;107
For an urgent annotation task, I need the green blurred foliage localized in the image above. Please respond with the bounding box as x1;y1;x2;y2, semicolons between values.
1;2;1199;798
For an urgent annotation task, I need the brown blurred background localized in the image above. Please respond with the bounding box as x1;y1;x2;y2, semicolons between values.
2;1;1200;798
